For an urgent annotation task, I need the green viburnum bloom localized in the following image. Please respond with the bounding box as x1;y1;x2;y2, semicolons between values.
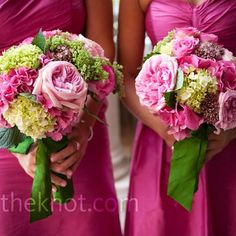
3;96;56;140
0;44;41;73
176;69;218;113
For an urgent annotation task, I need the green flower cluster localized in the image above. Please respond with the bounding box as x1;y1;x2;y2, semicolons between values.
144;31;174;61
112;61;124;97
0;44;41;73
46;34;109;81
3;96;55;140
176;69;218;113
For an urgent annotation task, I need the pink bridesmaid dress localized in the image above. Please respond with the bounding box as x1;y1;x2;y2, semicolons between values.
0;1;122;236
125;0;236;236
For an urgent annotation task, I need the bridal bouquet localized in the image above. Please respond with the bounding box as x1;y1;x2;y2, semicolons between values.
0;30;122;222
135;27;236;210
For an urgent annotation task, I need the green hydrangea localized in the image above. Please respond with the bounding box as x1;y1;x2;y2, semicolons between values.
153;30;174;54
112;61;124;97
0;44;41;73
72;49;108;81
3;96;56;140
46;35;84;52
176;69;218;113
144;30;174;61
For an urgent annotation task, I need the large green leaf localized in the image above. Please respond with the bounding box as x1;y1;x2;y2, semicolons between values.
167;125;208;211
32;30;46;52
30;136;74;223
0;126;27;149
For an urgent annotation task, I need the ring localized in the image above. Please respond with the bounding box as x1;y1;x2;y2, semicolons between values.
73;140;80;151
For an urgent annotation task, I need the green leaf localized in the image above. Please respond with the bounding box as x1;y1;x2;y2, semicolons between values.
167;125;208;211
30;139;52;223
30;137;74;222
32;30;46;52
19;93;37;102
9;137;34;154
0;126;27;149
164;91;177;109
175;68;184;90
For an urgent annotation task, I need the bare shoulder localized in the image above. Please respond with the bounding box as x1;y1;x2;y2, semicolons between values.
139;0;152;12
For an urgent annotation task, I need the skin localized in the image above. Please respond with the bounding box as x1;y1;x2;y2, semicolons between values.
15;0;115;190
118;0;236;161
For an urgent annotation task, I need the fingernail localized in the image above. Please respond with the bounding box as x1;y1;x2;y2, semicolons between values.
52;186;57;192
67;170;73;177
61;181;67;187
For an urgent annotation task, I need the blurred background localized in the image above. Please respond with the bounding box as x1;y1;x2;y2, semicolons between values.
106;0;152;230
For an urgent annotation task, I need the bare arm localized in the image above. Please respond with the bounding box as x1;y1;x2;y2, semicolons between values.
118;0;175;145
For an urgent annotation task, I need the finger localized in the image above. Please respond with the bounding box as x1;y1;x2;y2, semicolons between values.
50;163;68;176
50;143;76;163
71;160;82;173
51;173;67;187
54;153;79;173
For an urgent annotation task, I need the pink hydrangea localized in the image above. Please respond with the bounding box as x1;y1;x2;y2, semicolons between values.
88;65;115;100
158;105;203;141
33;61;88;112
136;55;178;113
8;68;38;93
216;90;236;130
0;68;38;113
46;108;80;141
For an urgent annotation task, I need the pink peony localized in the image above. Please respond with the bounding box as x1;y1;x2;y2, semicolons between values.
78;34;105;58
33;61;88;111
136;55;178;113
173;36;199;58
158;105;203;141
88;65;115;100
217;90;236;130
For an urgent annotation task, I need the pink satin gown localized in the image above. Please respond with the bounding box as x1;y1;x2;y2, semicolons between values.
125;0;236;236
0;1;122;236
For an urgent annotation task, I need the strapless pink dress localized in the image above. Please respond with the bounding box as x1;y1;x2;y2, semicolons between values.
0;1;122;236
125;1;236;236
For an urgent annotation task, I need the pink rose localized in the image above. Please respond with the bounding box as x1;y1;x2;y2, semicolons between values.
88;65;115;100
222;49;235;62
210;61;236;92
158;105;203;141
173;36;199;58
217;90;236;130
199;32;218;43
33;61;88;111
135;55;178;113
78;34;105;58
174;27;200;39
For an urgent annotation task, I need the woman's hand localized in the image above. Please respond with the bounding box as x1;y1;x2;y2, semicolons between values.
206;129;236;161
14;144;67;188
50;122;91;177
